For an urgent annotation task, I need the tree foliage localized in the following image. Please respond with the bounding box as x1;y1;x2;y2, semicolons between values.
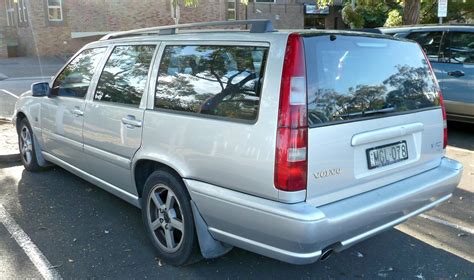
384;9;403;27
340;0;473;28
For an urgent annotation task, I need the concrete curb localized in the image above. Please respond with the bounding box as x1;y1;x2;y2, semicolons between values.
0;118;13;124
0;153;20;163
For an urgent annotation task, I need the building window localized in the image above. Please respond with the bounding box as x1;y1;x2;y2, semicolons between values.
5;0;15;26
227;0;236;21
47;0;63;22
18;0;28;24
255;0;275;3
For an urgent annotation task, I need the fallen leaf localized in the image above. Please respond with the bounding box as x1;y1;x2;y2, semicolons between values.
415;272;424;280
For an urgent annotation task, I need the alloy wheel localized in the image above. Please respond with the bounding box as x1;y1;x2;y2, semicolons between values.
147;184;185;253
20;126;33;165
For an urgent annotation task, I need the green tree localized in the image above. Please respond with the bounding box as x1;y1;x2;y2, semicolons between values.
403;0;421;24
341;0;473;28
384;9;403;27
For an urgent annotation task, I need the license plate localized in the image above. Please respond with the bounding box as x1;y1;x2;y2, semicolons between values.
366;141;408;170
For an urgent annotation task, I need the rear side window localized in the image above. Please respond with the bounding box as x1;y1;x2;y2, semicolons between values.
94;45;156;106
154;45;268;121
304;35;440;126
446;32;474;64
406;31;443;60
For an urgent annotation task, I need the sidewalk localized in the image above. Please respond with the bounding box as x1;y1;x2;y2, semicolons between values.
0;56;68;79
0;120;19;163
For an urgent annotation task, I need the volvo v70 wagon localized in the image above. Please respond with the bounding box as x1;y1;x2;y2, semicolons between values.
13;20;462;266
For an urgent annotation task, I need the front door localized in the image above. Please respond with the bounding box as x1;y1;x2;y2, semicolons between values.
82;44;157;194
41;47;107;168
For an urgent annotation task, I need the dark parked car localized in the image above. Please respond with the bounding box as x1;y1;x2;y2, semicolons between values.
380;25;474;124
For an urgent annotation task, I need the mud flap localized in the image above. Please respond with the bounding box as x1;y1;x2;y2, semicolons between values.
191;200;233;259
33;134;52;167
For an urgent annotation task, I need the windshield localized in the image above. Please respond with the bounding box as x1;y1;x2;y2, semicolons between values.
304;35;441;127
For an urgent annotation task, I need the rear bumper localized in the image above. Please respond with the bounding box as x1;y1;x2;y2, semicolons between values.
186;157;463;265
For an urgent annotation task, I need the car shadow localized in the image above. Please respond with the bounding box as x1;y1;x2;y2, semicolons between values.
447;121;474;151
8;167;473;279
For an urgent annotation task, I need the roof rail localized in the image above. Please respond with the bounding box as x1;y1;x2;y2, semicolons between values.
100;19;275;40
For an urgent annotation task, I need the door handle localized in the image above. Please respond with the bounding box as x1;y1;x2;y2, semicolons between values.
121;115;142;128
71;107;84;117
448;70;465;77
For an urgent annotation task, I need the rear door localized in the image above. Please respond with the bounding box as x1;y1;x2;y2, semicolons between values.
303;35;445;206
82;44;157;194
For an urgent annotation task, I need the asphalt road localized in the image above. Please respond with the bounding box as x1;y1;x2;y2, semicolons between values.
0;77;50;119
0;76;473;279
0;56;60;119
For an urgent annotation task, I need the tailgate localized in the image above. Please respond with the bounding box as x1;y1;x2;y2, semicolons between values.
303;34;444;206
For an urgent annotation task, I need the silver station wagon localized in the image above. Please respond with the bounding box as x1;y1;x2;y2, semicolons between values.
13;20;463;266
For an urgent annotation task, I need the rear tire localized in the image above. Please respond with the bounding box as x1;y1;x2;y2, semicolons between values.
141;170;200;266
18;118;43;172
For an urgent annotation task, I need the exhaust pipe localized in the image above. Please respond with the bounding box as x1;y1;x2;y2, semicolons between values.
320;248;334;261
320;242;341;261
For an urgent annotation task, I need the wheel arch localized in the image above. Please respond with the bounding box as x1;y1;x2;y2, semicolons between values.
133;158;186;198
15;111;28;133
16;110;51;168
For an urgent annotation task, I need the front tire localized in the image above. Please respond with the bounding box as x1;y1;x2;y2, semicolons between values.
18;118;42;172
141;170;200;266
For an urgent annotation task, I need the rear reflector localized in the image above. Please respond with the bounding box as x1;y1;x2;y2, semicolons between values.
274;33;308;192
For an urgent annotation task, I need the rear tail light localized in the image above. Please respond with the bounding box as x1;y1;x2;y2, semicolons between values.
274;33;308;192
421;48;447;149
439;91;448;149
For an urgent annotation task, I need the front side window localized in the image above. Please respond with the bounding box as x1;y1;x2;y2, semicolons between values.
406;31;443;61
52;48;106;98
155;45;268;122
47;0;63;21
446;32;474;64
94;45;156;106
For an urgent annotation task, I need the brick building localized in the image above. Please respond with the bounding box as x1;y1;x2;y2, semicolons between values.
0;0;345;58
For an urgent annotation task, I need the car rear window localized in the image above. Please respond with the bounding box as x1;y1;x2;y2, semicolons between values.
155;45;268;122
304;35;441;127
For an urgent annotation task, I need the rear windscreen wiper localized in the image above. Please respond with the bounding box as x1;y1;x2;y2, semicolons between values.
337;107;395;119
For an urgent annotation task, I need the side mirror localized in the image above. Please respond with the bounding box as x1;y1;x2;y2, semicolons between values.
31;82;50;97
